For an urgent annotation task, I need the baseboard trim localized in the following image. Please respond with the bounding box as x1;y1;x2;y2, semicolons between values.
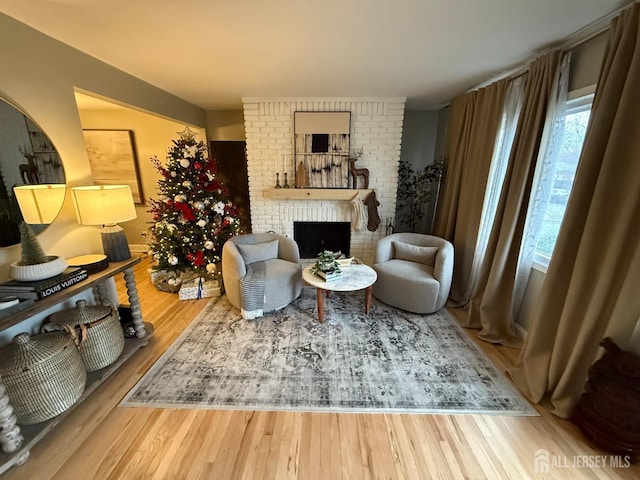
514;322;527;340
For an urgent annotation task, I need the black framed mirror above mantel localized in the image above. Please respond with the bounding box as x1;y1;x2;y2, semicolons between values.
0;96;66;248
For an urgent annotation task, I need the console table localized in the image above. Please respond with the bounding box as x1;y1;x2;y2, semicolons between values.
0;255;153;474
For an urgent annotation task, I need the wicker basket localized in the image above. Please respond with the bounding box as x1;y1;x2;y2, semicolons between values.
48;299;125;372
0;327;86;425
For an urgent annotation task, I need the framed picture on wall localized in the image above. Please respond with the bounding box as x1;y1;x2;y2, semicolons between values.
294;111;351;188
82;129;144;203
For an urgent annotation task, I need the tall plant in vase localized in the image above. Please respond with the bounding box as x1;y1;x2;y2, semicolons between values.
395;158;443;232
147;128;242;290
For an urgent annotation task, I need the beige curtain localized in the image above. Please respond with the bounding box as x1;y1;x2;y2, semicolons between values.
432;79;509;304
467;50;563;344
432;96;467;240
509;4;640;418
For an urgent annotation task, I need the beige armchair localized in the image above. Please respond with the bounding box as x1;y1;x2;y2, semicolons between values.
373;233;454;314
222;233;302;319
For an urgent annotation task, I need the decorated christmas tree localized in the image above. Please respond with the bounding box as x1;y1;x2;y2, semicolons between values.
147;128;242;279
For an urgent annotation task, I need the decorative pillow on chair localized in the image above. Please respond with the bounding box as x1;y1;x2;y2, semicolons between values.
237;239;279;264
392;241;438;266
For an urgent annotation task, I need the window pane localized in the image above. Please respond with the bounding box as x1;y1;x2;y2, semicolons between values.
534;106;591;259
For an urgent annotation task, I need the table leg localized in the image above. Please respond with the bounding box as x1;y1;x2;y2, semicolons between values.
0;381;23;455
94;279;111;304
124;267;146;338
316;287;324;323
365;286;373;314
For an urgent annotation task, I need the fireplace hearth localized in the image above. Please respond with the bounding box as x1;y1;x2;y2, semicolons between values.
294;221;350;259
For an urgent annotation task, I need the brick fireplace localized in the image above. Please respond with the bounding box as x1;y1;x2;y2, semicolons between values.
242;98;406;264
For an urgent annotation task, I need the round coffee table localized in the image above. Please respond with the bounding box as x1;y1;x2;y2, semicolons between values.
302;263;377;323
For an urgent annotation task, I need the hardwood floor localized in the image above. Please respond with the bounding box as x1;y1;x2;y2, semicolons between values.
4;256;638;479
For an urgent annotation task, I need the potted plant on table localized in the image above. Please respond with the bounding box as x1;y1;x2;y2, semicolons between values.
9;222;67;281
310;250;342;281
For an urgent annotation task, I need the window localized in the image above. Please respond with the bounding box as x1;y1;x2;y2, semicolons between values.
533;93;594;268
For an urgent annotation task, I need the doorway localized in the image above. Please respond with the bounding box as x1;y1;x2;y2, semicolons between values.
210;141;251;233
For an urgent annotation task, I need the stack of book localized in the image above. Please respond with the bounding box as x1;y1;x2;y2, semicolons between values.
317;269;342;282
0;267;89;301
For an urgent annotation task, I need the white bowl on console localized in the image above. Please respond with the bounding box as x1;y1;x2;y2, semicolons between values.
10;255;68;282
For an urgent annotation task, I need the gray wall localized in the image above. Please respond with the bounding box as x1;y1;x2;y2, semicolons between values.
395;109;439;233
206;110;245;141
569;31;607;92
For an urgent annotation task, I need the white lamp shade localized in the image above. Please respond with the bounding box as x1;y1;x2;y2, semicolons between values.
13;184;66;224
71;185;137;225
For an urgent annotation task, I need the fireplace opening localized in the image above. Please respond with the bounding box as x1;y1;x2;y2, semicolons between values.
294;221;350;259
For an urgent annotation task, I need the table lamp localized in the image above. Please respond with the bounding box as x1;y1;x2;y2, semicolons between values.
13;184;66;224
71;185;137;262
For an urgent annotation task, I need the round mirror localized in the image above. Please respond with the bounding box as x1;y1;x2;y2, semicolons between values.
0;97;66;247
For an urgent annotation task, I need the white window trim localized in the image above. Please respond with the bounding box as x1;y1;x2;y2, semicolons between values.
532;87;596;272
532;253;550;273
567;83;596;101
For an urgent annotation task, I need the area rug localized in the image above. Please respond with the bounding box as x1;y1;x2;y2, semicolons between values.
121;288;537;415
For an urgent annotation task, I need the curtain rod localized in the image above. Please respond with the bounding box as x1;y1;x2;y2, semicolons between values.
466;0;637;93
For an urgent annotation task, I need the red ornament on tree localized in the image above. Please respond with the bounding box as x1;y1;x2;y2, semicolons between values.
192;251;205;266
175;202;195;221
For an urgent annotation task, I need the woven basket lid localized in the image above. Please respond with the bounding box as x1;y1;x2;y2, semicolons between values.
49;299;112;327
0;331;75;376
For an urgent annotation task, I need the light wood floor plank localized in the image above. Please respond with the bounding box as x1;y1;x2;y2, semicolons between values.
182;411;234;479
2;255;638;480
384;414;421;479
273;411;302;480
337;414;371;480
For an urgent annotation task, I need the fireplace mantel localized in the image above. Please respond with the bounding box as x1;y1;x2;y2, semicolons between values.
264;188;371;201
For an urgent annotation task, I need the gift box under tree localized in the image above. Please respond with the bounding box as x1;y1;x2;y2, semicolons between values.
178;277;224;300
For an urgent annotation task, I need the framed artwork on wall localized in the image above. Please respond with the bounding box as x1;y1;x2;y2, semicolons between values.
82;129;144;203
294;111;351;188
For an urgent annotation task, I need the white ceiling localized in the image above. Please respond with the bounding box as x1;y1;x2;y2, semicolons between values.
0;0;631;110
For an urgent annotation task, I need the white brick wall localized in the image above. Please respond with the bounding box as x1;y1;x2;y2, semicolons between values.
242;97;406;264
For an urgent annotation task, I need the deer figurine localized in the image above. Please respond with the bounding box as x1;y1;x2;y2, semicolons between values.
18;146;40;184
347;157;369;189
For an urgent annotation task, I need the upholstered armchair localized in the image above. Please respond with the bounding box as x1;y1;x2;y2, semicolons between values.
373;233;454;314
222;232;302;319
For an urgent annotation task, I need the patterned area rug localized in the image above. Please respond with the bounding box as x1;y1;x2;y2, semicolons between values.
122;288;536;415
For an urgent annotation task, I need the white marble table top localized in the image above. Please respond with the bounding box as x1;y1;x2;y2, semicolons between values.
302;263;377;292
